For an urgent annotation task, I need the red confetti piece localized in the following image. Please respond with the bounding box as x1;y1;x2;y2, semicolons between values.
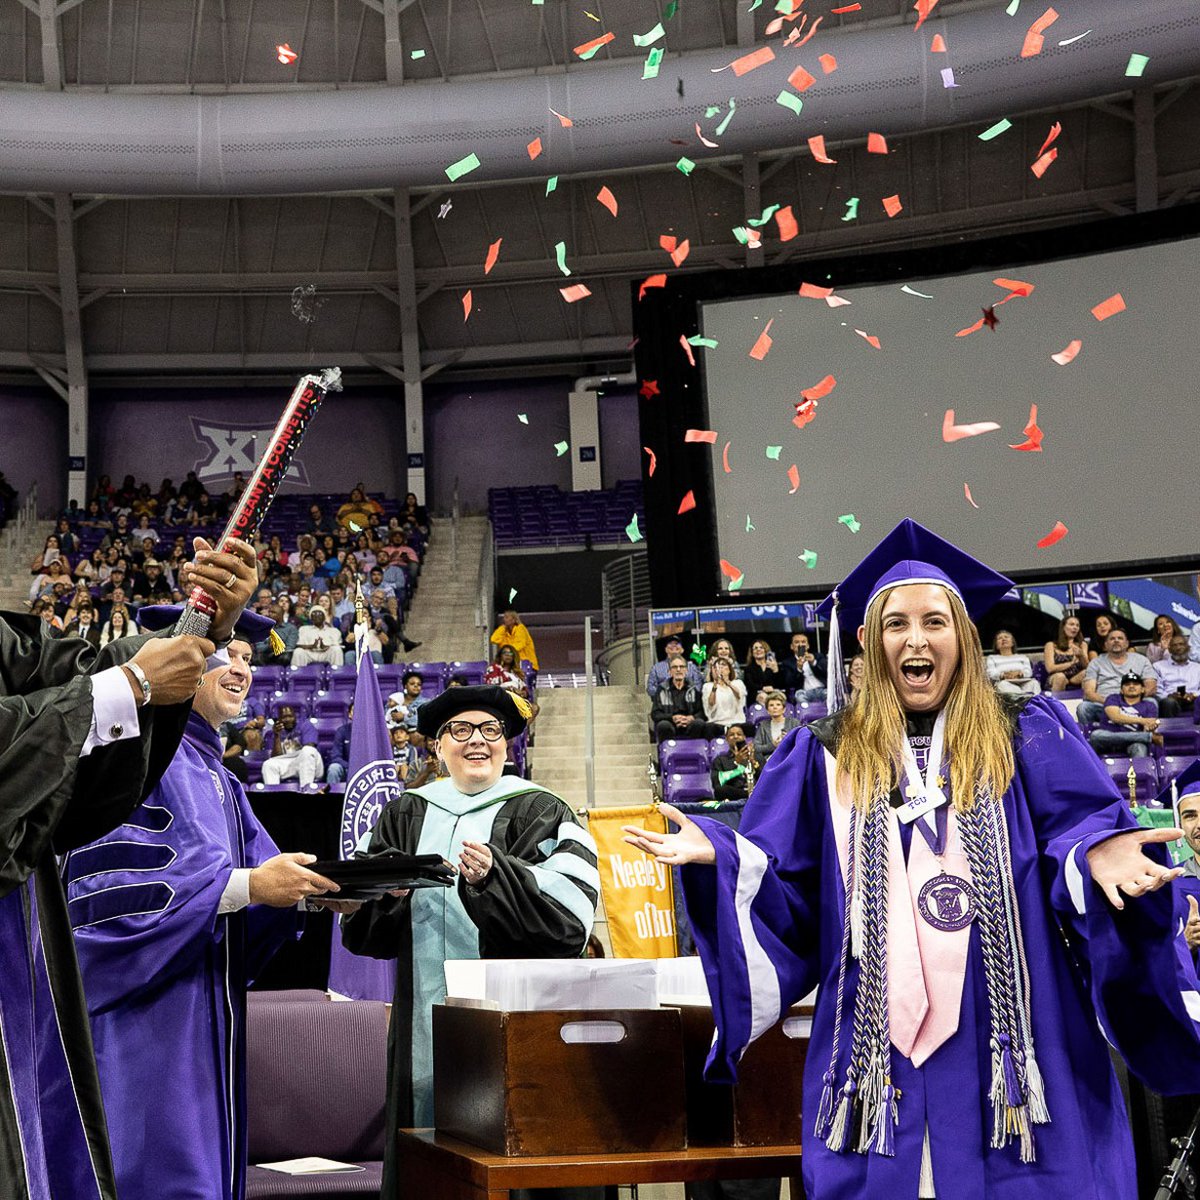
794;15;824;45
1030;147;1058;178
695;123;720;149
913;0;939;30
787;464;801;494
573;31;615;58
802;374;837;402
964;482;979;509
825;294;852;308
678;491;697;515
775;206;799;241
527;137;543;160
854;329;881;349
728;46;776;76
788;65;817;92
643;446;657;476
638;379;660;399
799;281;834;299
1021;7;1058;58
660;235;677;253
684;429;719;444
993;276;1035;300
1009;403;1044;452
882;194;903;218
638;274;667;301
808;135;836;164
483;238;502;275
275;43;298;65
679;335;696;367
1092;293;1126;321
1036;520;1068;549
670;239;691;267
1051;339;1082;365
956;317;985;337
722;441;732;474
867;132;889;154
596;186;618;217
749;320;774;361
560;283;592;303
942;409;1000;442
793;400;817;429
831;3;861;10
462;290;473;321
1038;121;1062;157
549;108;573;128
718;558;743;581
930;33;947;52
819;53;838;74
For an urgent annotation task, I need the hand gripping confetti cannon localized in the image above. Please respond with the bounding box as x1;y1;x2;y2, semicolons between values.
172;367;342;639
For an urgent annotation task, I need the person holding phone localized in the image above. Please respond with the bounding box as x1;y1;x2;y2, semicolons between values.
744;639;781;705
1155;633;1200;716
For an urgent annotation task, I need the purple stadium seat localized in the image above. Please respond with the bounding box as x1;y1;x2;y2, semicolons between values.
793;700;828;724
406;662;447;696
664;772;714;803
658;739;708;774
1100;756;1159;805
708;737;730;764
1159;755;1199;793
745;704;767;727
287;663;330;692
315;694;350;720
1153;718;1200;756
270;694;313;718
250;666;285;692
449;660;488;687
328;665;358;695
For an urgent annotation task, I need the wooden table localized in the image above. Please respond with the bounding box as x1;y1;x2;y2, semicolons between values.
396;1129;801;1200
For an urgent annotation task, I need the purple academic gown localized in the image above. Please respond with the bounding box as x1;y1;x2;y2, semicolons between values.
682;694;1200;1200
63;713;300;1200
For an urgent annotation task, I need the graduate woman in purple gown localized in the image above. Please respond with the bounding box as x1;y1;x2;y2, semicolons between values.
625;519;1200;1200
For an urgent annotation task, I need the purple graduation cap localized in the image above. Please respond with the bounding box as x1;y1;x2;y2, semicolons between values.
1156;758;1200;827
815;518;1014;709
136;604;276;668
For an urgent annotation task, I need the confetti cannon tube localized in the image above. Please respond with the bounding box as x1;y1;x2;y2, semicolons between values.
172;367;342;638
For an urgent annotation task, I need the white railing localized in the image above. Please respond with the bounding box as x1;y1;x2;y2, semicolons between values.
450;476;460;573
0;481;39;565
475;517;496;661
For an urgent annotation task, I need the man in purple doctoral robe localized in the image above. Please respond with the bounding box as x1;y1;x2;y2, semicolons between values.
626;520;1200;1200
64;611;346;1200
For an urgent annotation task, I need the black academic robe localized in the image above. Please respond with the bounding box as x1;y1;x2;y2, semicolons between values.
0;613;189;1200
340;776;599;1200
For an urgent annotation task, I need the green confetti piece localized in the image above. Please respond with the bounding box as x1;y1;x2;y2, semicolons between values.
746;203;781;227
663;0;679;17
1005;0;1019;13
747;0;762;9
705;104;722;118
687;335;718;348
799;549;818;569
577;42;605;60
554;241;571;276
509;587;518;602
348;520;363;533
643;46;664;79
732;226;750;245
715;97;737;137
545;175;558;195
410;48;425;59
634;22;665;46
676;156;696;176
841;197;859;222
745;515;755;533
517;413;529;424
445;152;481;182
978;118;1012;141
717;765;747;785
776;90;804;115
838;513;862;533
765;445;782;460
554;440;569;456
626;513;644;543
729;572;745;592
1125;52;1149;77
775;0;794;10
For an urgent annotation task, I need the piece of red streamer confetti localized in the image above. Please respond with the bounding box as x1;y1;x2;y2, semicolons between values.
1038;122;1062;157
483;238;502;275
1021;7;1058;58
722;442;732;474
787;465;801;494
549;108;573;128
1030;147;1058;178
799;281;834;299
684;429;719;444
867;132;889;154
596;186;618;217
679;335;696;367
670;240;690;267
964;482;980;509
802;374;837;402
830;3;861;11
275;43;298;65
819;53;838;74
930;33;947;52
1092;293;1126;321
956;317;985;337
728;46;775;76
678;491;697;515
942;409;1000;442
719;559;743;583
855;329;881;349
993;276;1035;301
794;14;823;44
914;0;939;31
882;194;903;218
560;284;591;303
1052;339;1082;365
527;137;543;160
638;274;667;301
808;135;836;164
793;400;817;429
643;446;657;476
695;123;720;149
462;290;473;321
788;65;817;92
573;31;614;58
749;320;774;361
775;206;799;241
1009;403;1044;452
1036;520;1068;549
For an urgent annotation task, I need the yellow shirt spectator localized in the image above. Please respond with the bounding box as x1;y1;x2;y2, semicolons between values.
490;610;539;671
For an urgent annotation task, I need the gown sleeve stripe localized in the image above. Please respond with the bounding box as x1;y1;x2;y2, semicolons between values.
733;830;784;1041
524;863;596;930
537;848;601;895
65;840;176;881
552;822;598;855
68;881;175;927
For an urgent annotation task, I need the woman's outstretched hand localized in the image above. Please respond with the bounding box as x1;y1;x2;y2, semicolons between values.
1086;826;1185;910
622;802;717;866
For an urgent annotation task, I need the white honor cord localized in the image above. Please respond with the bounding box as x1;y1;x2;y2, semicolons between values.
896;708;949;832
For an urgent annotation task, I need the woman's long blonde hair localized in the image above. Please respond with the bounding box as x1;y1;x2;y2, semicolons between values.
836;585;1014;810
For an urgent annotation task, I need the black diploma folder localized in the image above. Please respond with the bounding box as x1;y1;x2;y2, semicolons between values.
310;852;456;900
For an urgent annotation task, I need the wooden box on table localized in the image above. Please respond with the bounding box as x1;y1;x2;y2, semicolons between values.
674;1005;810;1147
432;1004;687;1156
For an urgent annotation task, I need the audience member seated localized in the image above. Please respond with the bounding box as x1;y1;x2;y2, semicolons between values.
754;690;802;762
31;534;68;578
1087;613;1117;661
1155;634;1200;717
645;635;702;698
846;652;865;706
702;656;748;731
711;723;758;801
129;558;172;603
390;725;435;787
291;606;343;667
398;671;430;731
220;720;251;784
326;703;354;786
490;608;539;671
99;604;135;646
651;655;722;743
1143;613;1184;664
1079;628;1157;725
743;639;783;706
485;645;540;727
985;630;1041;698
709;638;742;680
28;558;69;603
781;631;827;701
62;598;101;648
1043;615;1089;693
336;485;383;531
1088;672;1160;759
401;491;429;534
32;595;62;632
258;603;298;665
261;705;324;789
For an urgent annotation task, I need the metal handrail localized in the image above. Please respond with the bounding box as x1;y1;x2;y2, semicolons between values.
450;476;460;572
598;549;651;683
1;481;39;563
475;517;496;661
583;615;596;810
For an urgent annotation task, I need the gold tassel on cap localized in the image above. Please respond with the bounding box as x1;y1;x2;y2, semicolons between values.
268;629;286;657
509;693;533;721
